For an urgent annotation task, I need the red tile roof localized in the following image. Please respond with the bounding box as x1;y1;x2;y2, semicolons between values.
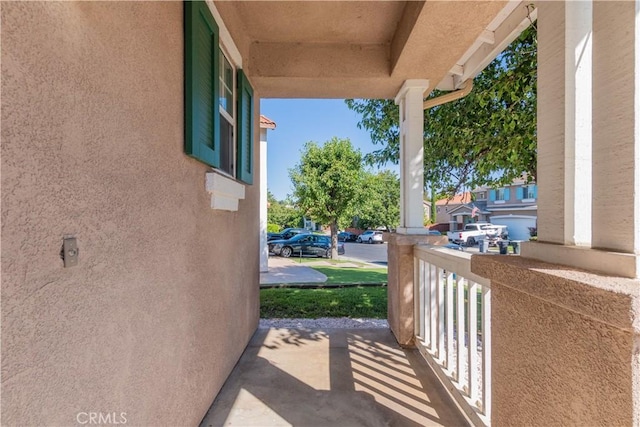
435;192;472;206
260;115;276;129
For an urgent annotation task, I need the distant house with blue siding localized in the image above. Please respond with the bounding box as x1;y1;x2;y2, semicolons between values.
474;177;537;240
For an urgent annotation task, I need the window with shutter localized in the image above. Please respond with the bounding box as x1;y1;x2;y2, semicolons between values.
184;1;254;186
236;70;254;184
522;185;536;200
184;1;220;168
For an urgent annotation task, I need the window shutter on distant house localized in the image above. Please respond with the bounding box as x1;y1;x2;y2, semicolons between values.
236;70;254;184
489;190;496;201
184;1;221;168
504;188;511;201
532;185;537;199
517;187;524;200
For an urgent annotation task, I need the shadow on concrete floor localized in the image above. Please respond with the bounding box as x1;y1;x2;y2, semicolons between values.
200;328;467;427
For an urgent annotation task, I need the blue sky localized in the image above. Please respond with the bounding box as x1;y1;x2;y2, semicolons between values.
260;99;397;200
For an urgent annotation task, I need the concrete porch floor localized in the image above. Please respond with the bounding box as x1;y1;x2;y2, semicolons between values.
200;327;467;427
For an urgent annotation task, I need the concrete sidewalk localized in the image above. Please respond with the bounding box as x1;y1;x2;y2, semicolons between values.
260;256;387;286
200;327;466;427
260;256;328;285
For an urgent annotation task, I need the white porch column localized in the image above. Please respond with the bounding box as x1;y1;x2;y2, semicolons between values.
535;0;592;246
591;1;640;260
523;1;640;279
394;79;430;234
259;133;268;272
259;118;276;273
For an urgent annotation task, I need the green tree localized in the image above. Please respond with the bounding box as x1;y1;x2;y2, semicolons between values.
346;26;537;195
356;170;400;231
267;191;304;230
290;137;363;258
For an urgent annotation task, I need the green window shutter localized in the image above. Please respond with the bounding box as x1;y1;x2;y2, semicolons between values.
184;1;220;168
236;70;254;184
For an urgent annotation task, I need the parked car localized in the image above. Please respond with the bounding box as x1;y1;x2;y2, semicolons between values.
269;234;345;258
338;231;357;242
427;230;442;235
267;228;310;242
447;222;507;246
356;230;384;244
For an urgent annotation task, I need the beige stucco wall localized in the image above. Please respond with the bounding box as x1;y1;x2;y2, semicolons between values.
472;255;640;426
1;2;260;425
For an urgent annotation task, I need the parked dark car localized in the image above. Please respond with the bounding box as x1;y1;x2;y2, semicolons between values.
338;231;357;242
269;234;345;258
267;228;310;242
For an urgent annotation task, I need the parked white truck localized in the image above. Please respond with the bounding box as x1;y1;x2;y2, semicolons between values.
447;223;508;246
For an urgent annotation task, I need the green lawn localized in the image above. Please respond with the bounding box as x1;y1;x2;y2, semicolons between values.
260;286;387;318
309;266;387;284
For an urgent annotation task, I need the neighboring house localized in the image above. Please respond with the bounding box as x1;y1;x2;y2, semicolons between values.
434;192;472;224
473;177;537;240
441;179;537;239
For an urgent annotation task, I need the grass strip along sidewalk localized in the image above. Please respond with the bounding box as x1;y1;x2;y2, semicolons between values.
306;265;387;285
260;286;387;319
261;258;388;318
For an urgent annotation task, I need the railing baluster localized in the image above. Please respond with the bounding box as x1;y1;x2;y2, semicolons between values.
468;280;479;403
416;259;426;342
437;267;446;363
482;284;492;419
429;263;438;352
446;271;455;372
412;246;491;426
424;261;430;347
456;277;466;388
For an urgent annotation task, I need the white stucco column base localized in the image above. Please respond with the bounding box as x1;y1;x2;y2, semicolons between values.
395;79;429;231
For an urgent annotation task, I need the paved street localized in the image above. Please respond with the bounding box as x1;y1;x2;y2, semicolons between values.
342;241;388;266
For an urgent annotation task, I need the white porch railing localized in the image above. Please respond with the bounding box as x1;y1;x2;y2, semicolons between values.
413;245;491;426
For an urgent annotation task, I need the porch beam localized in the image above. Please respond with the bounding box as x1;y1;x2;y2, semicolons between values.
249;42;389;79
395;79;429;234
390;1;506;81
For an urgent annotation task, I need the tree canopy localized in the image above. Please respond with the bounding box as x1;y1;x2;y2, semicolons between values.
346;26;537;195
356;170;400;231
267;191;304;231
290;137;363;257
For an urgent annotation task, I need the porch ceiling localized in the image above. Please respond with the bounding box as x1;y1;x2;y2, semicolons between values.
214;0;511;99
